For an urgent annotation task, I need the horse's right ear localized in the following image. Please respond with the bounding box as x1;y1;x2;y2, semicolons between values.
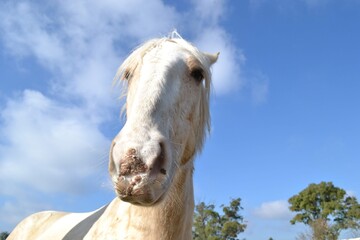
206;52;220;65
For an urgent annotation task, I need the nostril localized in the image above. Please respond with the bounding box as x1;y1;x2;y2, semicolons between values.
149;142;167;176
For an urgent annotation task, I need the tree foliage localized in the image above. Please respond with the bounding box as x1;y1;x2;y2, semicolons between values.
289;181;360;239
0;232;9;240
193;198;246;240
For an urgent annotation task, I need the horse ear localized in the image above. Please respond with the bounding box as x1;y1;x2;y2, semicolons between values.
205;52;220;65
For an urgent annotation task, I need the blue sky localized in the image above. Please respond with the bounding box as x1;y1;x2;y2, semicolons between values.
1;0;360;239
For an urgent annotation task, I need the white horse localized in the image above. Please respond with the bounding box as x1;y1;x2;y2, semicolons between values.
8;33;218;240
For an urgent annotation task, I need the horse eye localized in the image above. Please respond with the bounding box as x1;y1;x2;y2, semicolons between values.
190;68;204;83
124;70;131;80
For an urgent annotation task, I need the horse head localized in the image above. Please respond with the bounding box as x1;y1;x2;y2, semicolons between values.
109;35;218;206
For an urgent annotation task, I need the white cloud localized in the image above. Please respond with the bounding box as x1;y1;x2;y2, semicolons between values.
190;0;225;25
0;0;179;112
190;0;246;95
195;27;246;95
0;2;66;69
0;0;245;98
0;90;112;230
253;200;293;220
189;0;264;97
0;90;110;195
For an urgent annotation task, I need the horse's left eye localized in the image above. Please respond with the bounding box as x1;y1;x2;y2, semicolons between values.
124;70;131;80
190;68;204;83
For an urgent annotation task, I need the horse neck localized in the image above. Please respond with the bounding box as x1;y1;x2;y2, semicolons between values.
109;161;194;240
157;162;195;239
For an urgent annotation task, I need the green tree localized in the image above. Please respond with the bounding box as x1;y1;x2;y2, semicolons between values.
193;198;246;240
0;232;9;240
289;181;360;240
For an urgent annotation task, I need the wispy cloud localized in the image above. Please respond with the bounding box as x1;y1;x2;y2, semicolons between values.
0;90;110;228
245;200;303;239
0;90;109;195
253;200;293;220
190;0;226;26
187;0;246;94
0;0;179;112
195;27;246;94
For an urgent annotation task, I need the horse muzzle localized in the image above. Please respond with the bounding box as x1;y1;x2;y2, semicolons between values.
110;138;170;205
